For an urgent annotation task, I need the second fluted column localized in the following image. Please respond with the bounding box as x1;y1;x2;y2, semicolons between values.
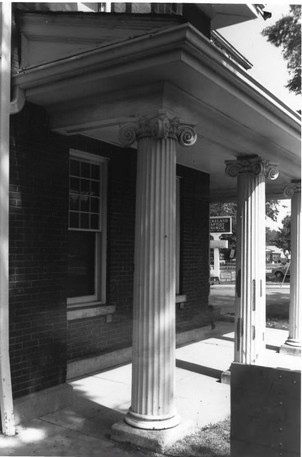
225;157;279;364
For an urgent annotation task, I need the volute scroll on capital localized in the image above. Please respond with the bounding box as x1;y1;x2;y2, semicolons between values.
225;157;279;181
283;181;301;198
118;112;197;147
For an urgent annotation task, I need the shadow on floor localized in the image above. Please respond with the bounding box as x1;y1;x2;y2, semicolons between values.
176;360;223;380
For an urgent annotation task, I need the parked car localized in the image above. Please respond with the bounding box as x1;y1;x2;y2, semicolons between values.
210;275;220;285
272;263;290;280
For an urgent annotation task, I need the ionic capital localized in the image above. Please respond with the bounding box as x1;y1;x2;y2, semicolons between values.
118;111;197;147
225;157;279;181
283;180;301;198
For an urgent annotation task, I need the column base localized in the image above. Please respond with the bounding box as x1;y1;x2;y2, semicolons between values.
279;341;301;357
111;419;195;453
125;408;180;430
221;369;231;385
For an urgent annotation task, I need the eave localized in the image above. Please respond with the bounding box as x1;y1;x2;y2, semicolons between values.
13;22;301;201
197;3;259;29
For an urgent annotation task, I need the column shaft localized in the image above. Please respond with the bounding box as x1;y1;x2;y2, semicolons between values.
235;172;266;364
117;112;197;431
285;188;301;347
0;1;15;436
126;135;179;430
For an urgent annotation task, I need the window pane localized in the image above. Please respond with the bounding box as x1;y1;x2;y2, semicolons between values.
70;177;80;193
69;157;102;231
91;214;99;229
91;180;100;197
80;213;89;229
70;159;80;176
69;212;79;228
69;193;79;211
90;197;99;213
91;164;100;180
80;195;89;212
81;178;90;193
67;231;95;298
81;161;90;178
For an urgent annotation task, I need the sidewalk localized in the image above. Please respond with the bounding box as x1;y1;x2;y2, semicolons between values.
0;323;299;457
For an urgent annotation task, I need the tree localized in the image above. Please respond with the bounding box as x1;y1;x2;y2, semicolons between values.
265;200;280;222
262;5;301;95
210;200;280;231
272;215;291;254
210;200;280;261
266;227;278;245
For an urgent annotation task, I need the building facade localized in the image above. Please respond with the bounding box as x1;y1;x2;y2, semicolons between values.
0;1;300;444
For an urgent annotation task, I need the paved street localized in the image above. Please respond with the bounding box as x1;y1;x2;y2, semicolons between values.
209;284;290;315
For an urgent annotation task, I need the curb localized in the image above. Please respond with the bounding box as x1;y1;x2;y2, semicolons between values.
211;284;290;289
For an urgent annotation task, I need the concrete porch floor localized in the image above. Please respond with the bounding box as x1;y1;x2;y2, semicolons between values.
0;322;300;456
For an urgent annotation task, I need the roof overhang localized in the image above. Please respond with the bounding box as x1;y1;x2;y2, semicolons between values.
13;19;301;201
197;3;259;29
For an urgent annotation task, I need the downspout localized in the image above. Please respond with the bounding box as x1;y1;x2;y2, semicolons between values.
0;1;16;436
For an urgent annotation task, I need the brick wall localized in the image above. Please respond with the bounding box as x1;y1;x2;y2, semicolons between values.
176;165;210;332
10;104;68;398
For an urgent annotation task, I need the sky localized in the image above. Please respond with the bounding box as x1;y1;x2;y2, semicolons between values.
217;2;300;229
218;2;301;112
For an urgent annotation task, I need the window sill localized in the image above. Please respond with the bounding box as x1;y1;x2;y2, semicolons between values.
176;295;187;309
67;304;116;321
68;296;186;321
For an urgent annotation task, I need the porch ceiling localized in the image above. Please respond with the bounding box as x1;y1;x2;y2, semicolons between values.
13;21;301;201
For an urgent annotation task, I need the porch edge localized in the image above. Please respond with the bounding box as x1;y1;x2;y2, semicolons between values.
14;383;73;425
67;321;233;380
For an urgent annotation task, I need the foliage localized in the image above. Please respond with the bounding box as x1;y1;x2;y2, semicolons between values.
265;200;280;222
271;215;291;254
210;202;237;218
266;227;278;245
210;200;280;244
261;5;301;95
210;201;280;262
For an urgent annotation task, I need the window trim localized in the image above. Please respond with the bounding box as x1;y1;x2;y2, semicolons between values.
67;149;108;307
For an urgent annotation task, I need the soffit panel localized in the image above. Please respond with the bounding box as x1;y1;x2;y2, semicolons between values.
16;11;183;67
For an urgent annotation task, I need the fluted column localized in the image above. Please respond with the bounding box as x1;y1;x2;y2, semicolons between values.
119;111;196;430
280;181;301;355
225;157;279;364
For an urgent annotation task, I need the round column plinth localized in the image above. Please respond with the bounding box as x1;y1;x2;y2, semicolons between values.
283;338;301;348
125;408;181;430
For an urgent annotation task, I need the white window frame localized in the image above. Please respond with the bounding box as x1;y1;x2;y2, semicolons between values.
67;149;108;308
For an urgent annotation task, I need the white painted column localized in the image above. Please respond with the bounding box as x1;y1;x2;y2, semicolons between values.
280;181;301;355
225;157;279;364
213;242;221;279
0;1;15;436
119;112;196;430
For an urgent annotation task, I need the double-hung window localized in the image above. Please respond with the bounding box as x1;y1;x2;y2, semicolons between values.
67;150;108;307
